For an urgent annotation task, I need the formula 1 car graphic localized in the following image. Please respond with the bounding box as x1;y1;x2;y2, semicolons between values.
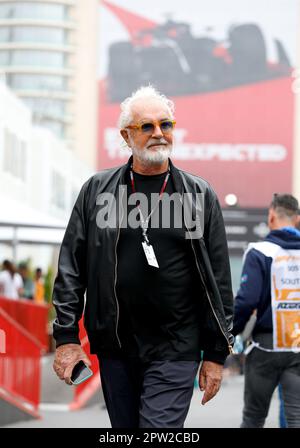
107;19;291;102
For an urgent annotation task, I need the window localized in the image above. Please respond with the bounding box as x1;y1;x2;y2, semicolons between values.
3;128;27;182
51;171;66;210
23;97;66;120
0;3;69;21
20;50;64;67
0;49;66;68
0;50;9;65
0;27;9;42
10;73;66;90
0;26;68;44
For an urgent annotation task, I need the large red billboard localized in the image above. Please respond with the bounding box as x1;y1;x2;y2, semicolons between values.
98;0;298;206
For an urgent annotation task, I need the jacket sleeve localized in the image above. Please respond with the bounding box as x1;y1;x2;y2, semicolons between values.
232;249;264;336
52;179;90;347
202;192;234;364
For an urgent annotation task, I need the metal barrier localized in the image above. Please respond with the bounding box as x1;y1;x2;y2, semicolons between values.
0;307;42;417
0;296;49;352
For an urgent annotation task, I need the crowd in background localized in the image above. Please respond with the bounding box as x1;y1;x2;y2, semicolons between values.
0;259;45;303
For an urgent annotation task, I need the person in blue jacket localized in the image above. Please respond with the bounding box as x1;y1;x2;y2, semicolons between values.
233;193;300;428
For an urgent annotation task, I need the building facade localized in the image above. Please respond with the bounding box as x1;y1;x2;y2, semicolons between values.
0;79;93;268
0;0;98;169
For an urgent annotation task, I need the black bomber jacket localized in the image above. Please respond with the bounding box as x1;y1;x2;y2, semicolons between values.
52;157;234;364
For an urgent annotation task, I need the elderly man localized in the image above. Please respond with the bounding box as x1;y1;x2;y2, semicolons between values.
52;86;234;428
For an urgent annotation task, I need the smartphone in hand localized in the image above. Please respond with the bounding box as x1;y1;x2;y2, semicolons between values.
70;360;93;385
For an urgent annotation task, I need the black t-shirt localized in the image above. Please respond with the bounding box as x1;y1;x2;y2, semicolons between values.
115;168;203;362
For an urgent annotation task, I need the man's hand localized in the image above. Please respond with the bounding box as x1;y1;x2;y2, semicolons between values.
53;343;91;385
198;360;223;405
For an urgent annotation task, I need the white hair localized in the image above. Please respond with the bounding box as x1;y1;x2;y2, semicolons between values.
118;85;175;129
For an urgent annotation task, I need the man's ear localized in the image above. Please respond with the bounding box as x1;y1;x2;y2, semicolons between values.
120;129;130;147
268;208;276;229
292;214;300;229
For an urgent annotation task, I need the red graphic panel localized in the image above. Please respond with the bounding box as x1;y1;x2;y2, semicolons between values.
98;1;296;207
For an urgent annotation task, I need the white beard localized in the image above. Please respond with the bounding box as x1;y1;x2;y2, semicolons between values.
129;139;172;165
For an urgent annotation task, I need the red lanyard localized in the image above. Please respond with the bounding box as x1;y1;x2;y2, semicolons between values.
130;168;170;196
129;166;170;244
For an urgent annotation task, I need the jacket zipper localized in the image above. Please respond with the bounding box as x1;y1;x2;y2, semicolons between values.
180;197;234;355
113;185;125;349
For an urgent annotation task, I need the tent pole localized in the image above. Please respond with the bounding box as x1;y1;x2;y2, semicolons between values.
12;226;18;263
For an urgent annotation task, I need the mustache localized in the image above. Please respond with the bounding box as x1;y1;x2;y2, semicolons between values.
146;139;169;148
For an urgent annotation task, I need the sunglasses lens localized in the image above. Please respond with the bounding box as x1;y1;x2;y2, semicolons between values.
160;121;174;132
141;123;155;133
139;121;174;133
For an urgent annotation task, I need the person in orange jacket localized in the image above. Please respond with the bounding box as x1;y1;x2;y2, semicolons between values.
33;267;45;303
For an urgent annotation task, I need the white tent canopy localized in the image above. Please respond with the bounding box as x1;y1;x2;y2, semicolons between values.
0;195;67;245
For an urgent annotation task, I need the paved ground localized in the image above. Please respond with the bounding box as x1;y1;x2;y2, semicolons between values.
1;354;280;428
